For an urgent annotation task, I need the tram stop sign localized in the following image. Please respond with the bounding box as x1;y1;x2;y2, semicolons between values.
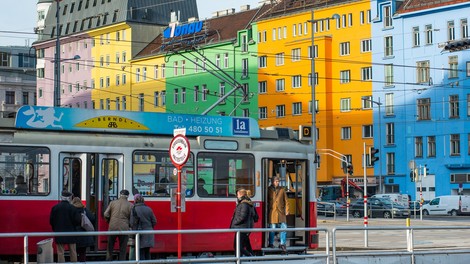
169;134;190;168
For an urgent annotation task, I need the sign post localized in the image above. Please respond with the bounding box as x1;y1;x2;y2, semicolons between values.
169;133;190;261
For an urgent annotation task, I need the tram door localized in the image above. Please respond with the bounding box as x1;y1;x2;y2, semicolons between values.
263;159;308;247
59;153;124;252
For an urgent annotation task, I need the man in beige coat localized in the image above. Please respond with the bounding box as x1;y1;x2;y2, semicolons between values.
104;189;132;261
267;176;289;252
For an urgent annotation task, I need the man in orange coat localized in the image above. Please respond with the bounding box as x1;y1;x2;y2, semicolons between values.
267;176;289;252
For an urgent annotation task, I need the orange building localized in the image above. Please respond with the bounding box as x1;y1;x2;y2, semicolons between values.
255;0;375;194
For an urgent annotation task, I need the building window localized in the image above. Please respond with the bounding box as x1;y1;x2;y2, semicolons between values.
461;19;468;39
161;91;166;106
259;107;267;119
341;127;351;140
181;60;185;75
451;134;460;156
224;53;229;68
5;91;15;104
106;76;110;87
308;45;318;59
417;61;430;84
122;96;126;110
428;136;436;157
173;61;178;76
115;97;120;110
291;48;301;62
448;20;455;41
138;93;144;111
241;35;248;52
292;75;301;88
383;6;392;28
417;98;431;120
122;74;126;85
154;65;159;79
385;93;394;115
449;95;459;118
386;152;395;175
174;89;178;104
340;70;350;84
202;85;207;101
181;87;186;104
276;79;285;92
425;25;433;45
363;125;373;138
242;58;248;78
154;92;159;107
449;56;458;79
360;11;365;24
161;64;165;77
340;98;351;112
385;64;394;86
276;105;285;117
258;56;267;68
215;54;220;68
412;27;420;47
362;95;372;109
219;82;225;103
415;137;423;157
275;53;284;66
136;68;141;82
361;67;372;81
193;86;199;102
384;36;393;56
258;81;267;94
292;102;302;115
361;39;372;52
340;42;350;56
468;94;470;116
122;51;127;62
386;122;394;145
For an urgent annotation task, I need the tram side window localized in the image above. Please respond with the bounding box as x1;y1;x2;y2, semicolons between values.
0;146;50;195
132;151;194;197
197;152;255;198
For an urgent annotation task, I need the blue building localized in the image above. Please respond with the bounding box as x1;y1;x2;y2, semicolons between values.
371;0;470;201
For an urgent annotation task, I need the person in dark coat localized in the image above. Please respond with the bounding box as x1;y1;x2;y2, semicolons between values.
50;190;81;262
130;194;157;260
71;197;95;262
230;188;255;257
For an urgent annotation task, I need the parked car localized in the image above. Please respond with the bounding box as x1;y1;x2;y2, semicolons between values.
422;195;470;216
350;197;410;218
409;200;430;215
317;201;348;217
372;193;410;207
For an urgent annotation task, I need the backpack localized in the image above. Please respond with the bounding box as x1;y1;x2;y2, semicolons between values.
81;210;94;231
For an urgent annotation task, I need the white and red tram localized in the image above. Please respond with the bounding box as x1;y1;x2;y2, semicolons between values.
0;106;317;257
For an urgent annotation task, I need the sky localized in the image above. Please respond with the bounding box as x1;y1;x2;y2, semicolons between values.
0;0;262;47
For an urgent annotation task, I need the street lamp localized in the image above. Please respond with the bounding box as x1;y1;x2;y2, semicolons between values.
308;11;339;191
362;96;383;193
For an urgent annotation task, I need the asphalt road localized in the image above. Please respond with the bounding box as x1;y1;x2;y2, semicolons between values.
315;215;470;251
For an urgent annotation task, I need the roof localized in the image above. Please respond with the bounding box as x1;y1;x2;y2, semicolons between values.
36;0;198;43
256;0;356;19
136;4;271;58
396;0;470;14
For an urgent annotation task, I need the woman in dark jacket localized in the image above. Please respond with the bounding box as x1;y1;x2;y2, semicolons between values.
131;194;157;260
230;188;255;256
71;197;95;262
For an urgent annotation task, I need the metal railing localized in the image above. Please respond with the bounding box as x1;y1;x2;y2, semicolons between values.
0;227;330;264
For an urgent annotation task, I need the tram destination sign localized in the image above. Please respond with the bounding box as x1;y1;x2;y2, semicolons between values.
15;106;260;138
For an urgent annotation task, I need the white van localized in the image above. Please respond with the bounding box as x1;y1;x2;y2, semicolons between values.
422;195;470;216
371;193;410;207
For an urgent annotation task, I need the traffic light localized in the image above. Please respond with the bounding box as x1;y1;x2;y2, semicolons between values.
369;147;379;166
410;170;415;182
424;164;429;177
342;158;348;174
347;164;353;176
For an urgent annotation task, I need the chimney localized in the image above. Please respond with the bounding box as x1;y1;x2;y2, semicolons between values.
240;5;250;11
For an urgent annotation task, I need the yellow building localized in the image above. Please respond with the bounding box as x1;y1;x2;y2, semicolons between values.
88;22;164;111
255;1;375;190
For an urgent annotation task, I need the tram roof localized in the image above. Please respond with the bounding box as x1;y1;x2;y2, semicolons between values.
13;106;261;138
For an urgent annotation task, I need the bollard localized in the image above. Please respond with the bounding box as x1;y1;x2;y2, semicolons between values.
37;238;54;263
406;218;412;252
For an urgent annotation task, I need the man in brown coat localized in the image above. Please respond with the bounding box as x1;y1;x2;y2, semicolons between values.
267;176;289;252
104;189;132;261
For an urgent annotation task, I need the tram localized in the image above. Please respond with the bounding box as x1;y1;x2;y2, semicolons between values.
0;106;316;257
